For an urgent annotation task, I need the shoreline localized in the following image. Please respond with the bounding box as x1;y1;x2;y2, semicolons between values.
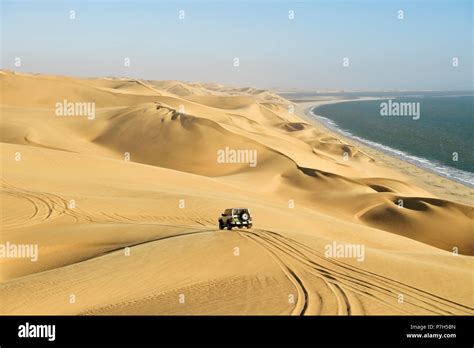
308;100;473;188
294;99;474;206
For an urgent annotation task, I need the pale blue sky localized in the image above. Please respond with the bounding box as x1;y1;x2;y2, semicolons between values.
1;0;472;90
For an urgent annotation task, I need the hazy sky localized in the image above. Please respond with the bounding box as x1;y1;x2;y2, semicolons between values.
1;0;472;90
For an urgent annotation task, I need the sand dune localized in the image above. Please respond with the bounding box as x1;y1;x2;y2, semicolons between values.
0;71;473;315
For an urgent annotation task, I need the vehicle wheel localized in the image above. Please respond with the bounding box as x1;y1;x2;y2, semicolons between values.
241;212;249;221
247;224;252;229
227;222;232;230
218;221;224;230
238;226;243;229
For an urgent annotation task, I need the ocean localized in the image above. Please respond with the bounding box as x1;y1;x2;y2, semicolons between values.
310;95;474;187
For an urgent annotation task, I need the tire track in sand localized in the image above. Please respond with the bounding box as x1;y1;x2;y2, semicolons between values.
240;230;315;315
252;229;473;315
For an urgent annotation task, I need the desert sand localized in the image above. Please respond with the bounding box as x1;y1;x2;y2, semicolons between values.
0;70;472;315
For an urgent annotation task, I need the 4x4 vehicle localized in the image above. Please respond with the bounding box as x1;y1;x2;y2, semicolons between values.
218;208;252;230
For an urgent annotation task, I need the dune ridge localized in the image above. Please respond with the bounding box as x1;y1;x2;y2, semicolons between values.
1;71;473;315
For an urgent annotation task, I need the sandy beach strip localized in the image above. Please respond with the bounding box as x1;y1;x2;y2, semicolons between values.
293;99;474;206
